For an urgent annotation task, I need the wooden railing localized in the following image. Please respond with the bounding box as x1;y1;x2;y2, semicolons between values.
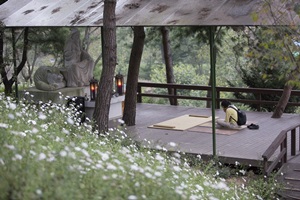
137;82;300;109
262;124;300;177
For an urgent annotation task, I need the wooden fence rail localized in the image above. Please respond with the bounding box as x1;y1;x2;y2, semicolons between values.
137;82;300;109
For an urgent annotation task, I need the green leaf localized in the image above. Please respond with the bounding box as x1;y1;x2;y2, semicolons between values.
262;73;268;80
294;4;300;15
251;12;259;22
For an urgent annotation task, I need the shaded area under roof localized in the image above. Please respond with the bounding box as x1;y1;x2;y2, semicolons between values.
0;0;299;27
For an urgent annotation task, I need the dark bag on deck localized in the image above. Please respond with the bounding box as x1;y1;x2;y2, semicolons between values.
229;105;247;126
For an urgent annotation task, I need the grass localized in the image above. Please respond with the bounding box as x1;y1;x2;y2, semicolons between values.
0;93;282;200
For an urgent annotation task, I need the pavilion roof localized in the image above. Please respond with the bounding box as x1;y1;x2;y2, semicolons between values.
0;0;299;27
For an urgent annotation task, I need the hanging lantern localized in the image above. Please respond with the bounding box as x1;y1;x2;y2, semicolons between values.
115;73;124;95
89;77;98;101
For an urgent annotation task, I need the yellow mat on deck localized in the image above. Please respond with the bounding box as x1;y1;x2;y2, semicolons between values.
148;114;216;131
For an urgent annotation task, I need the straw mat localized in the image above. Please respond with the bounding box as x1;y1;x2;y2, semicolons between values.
148;114;215;131
187;122;247;135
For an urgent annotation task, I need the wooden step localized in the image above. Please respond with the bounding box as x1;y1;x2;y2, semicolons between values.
285;194;300;200
276;163;300;199
285;177;300;181
284;187;300;192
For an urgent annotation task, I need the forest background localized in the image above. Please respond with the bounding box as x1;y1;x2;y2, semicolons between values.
1;26;300;113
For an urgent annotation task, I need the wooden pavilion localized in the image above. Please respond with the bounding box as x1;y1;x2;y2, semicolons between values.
1;0;300;197
1;0;298;27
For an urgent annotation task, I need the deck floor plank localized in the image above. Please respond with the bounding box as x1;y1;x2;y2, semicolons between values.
123;103;300;167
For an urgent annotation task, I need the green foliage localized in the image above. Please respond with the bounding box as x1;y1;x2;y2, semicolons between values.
247;174;282;200
28;28;69;56
149;64;210;107
4;25;300;112
228;26;300;112
181;154;281;199
235;65;300;112
0;93;281;200
140;27;219;82
2;27;70;90
116;27;133;76
295;3;300;15
143;26;251;107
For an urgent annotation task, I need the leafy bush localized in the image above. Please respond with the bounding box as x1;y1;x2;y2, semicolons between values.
0;93;280;199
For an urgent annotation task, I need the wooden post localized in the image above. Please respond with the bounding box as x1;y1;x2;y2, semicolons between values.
263;157;269;179
137;84;142;103
291;128;296;156
283;136;287;163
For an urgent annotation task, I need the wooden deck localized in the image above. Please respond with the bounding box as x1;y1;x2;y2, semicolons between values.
122;103;300;168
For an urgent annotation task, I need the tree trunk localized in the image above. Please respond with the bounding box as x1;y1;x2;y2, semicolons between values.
22;44;37;84
0;27;4;85
272;84;292;118
93;0;117;133
0;0;4;77
123;27;145;126
0;27;5;76
0;0;8;5
161;27;176;105
15;28;29;78
0;28;12;95
1;27;28;96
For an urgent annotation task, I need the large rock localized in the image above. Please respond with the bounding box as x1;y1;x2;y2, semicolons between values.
33;66;66;91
